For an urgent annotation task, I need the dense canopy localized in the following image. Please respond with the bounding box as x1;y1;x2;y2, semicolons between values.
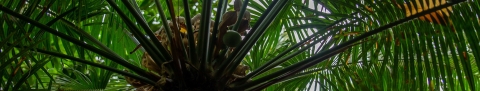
1;0;479;90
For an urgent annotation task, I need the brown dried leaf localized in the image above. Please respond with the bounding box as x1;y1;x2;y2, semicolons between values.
191;14;215;46
124;71;147;88
233;65;249;76
141;52;163;73
237;11;251;35
234;0;242;11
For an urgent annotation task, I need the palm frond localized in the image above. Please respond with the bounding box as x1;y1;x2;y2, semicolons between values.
1;0;479;90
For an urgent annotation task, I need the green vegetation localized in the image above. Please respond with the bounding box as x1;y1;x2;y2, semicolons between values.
0;0;478;90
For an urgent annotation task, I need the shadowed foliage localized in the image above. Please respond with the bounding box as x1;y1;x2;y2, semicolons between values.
1;0;479;91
